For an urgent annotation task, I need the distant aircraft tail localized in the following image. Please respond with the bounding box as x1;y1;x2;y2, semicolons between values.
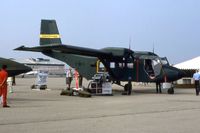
40;19;62;45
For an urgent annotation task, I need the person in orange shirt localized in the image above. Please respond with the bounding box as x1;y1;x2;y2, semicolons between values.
0;65;10;108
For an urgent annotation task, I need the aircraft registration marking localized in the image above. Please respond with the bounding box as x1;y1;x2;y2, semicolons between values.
40;34;60;38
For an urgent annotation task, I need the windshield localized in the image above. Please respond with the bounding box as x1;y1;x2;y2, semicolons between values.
160;57;169;65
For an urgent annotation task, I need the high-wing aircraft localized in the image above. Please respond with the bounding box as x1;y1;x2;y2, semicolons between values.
0;57;32;76
15;19;185;94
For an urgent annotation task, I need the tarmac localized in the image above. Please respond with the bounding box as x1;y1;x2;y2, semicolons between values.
1;77;200;133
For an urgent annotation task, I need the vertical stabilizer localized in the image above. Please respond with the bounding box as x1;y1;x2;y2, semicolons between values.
40;19;62;45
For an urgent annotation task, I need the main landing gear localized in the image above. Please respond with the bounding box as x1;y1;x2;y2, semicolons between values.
156;82;174;94
167;87;174;94
122;81;132;95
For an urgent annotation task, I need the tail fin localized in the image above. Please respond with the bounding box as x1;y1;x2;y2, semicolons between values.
40;19;62;45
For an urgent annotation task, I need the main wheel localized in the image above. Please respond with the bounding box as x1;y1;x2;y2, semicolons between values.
168;87;174;94
124;84;129;92
124;83;132;95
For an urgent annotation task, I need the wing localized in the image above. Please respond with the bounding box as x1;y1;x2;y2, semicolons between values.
15;44;113;58
0;57;32;76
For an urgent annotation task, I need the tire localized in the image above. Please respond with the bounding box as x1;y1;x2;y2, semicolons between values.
124;83;132;95
168;88;174;94
124;84;129;91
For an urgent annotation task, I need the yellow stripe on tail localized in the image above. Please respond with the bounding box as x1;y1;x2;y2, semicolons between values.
40;34;60;39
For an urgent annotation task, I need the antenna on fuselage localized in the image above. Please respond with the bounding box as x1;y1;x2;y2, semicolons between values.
152;41;155;53
129;36;132;50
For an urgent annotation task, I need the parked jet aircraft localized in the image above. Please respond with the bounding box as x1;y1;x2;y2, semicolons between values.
15;19;185;94
0;57;32;76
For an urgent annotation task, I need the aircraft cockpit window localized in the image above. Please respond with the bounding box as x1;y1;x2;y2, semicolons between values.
160;57;169;65
161;60;168;65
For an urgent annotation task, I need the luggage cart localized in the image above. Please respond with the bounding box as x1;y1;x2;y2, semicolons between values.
88;72;112;95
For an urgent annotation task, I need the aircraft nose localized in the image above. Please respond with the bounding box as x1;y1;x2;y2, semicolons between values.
170;67;185;80
177;69;186;79
162;65;186;82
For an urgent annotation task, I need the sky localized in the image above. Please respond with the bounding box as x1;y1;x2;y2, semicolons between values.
0;0;200;64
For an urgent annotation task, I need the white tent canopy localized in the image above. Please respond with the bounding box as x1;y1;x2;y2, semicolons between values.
174;56;200;70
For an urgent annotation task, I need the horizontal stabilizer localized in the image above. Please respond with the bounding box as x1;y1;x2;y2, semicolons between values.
14;44;57;52
14;44;113;58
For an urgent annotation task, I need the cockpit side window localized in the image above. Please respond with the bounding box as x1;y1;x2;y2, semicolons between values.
160;57;169;65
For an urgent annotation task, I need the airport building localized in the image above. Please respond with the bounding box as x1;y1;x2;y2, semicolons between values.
13;58;66;76
174;56;200;84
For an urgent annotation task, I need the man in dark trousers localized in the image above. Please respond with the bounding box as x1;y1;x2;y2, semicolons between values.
0;65;10;107
66;67;73;90
193;70;200;96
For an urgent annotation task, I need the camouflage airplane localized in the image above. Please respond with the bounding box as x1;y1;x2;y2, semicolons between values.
0;57;32;76
15;19;185;94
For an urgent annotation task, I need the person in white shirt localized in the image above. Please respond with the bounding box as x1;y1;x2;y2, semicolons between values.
193;70;200;96
66;67;73;90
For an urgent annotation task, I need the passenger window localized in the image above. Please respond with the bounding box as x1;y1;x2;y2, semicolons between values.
110;62;115;68
127;63;134;68
119;63;125;68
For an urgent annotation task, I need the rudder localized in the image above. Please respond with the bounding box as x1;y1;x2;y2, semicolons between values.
40;19;62;45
